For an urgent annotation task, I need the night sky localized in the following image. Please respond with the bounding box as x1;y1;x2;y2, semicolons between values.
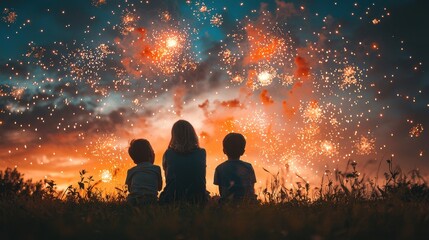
0;0;428;192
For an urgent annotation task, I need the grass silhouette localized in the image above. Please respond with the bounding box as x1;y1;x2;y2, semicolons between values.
1;159;429;239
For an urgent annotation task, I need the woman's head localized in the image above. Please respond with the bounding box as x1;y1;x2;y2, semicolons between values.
169;120;199;153
128;139;155;164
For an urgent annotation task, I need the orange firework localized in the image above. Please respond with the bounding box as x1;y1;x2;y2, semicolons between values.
210;14;223;27
355;136;375;155
302;101;323;123
372;18;380;24
320;140;338;157
100;169;113;183
243;24;287;65
117;25;194;76
338;66;363;90
10;88;25;100
121;12;137;34
3;8;17;23
161;11;172;22
257;68;276;87
409;124;424;138
199;5;208;13
219;12;295;90
85;135;126;164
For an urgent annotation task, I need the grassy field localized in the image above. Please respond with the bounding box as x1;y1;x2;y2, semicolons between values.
1;162;429;240
1;199;429;239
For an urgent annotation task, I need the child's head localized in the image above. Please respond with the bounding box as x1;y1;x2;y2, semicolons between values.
128;139;155;164
223;133;246;159
169;119;199;153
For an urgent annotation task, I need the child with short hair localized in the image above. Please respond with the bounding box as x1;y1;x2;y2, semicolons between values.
125;139;162;205
214;133;257;203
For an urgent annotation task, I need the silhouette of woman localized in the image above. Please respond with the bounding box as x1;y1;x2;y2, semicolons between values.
159;120;207;204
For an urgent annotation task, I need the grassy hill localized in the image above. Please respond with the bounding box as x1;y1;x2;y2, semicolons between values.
1;161;429;239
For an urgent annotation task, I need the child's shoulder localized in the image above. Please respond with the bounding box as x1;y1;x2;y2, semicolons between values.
127;165;138;172
129;163;160;170
216;159;253;169
216;159;230;167
150;164;162;175
153;164;161;171
144;163;161;170
238;159;254;168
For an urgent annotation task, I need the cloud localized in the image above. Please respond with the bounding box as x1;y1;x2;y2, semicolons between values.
275;0;299;18
216;99;243;109
294;56;310;78
282;100;297;119
198;99;210;118
0;103;131;148
260;89;274;105
0;61;31;78
173;86;186;116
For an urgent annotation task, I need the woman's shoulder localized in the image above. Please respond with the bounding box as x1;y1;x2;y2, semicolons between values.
164;147;178;156
190;148;206;158
165;147;206;154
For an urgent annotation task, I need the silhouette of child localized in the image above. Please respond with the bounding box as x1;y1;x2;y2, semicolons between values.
125;139;162;205
159;120;207;204
214;133;257;203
